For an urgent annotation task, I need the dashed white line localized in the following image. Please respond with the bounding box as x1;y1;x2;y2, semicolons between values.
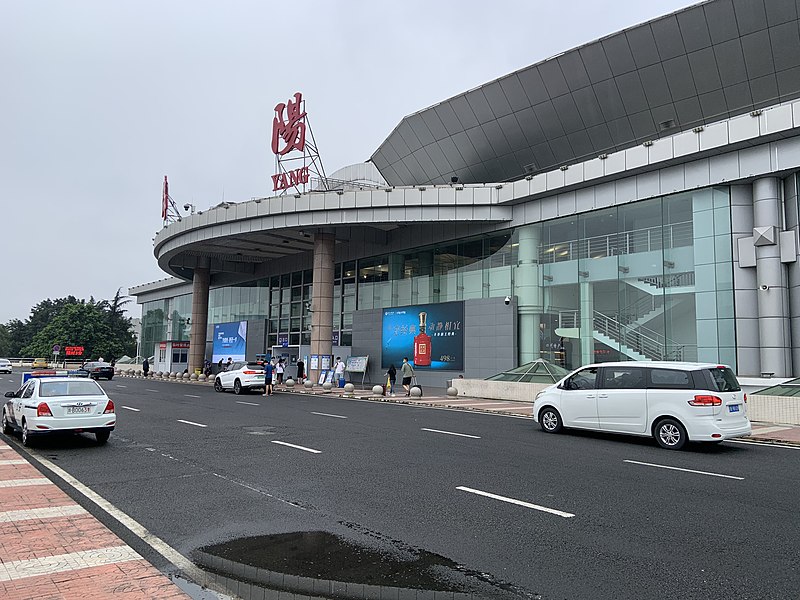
184;394;201;398
421;428;480;439
121;406;141;412
236;401;261;406
271;440;321;454
146;389;159;393
116;385;127;388
456;486;575;518
176;419;207;428
623;459;744;480
311;412;348;419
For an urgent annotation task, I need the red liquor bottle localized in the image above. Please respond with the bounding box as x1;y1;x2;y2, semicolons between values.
413;312;432;366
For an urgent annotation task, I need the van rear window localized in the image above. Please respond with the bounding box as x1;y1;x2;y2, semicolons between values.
705;367;741;392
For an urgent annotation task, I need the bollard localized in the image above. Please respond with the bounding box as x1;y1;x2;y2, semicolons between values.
371;384;384;396
410;386;422;398
322;382;333;391
304;380;314;389
285;378;295;389
446;387;458;397
198;374;207;382
190;373;198;381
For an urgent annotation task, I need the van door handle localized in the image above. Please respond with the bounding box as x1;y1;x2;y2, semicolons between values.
598;394;608;398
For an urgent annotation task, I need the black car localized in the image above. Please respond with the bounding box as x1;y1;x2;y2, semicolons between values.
78;361;115;380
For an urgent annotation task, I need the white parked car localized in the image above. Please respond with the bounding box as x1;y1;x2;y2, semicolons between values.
214;362;265;395
2;377;116;446
0;359;11;374
532;362;751;450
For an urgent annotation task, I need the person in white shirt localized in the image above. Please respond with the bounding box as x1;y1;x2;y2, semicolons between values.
334;357;345;387
275;359;285;385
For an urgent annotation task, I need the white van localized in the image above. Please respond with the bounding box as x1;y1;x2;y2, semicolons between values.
532;361;751;450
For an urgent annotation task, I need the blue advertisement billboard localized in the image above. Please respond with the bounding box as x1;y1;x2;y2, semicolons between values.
381;301;464;370
212;321;248;362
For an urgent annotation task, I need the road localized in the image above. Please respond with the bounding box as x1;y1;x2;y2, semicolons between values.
1;372;798;599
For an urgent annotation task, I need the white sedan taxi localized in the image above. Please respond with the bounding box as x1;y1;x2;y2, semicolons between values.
2;377;116;446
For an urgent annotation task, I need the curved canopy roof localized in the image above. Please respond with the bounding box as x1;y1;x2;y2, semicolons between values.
371;0;800;185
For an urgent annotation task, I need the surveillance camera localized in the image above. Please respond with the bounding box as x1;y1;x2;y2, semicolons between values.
183;204;191;211
760;284;769;291
504;295;511;305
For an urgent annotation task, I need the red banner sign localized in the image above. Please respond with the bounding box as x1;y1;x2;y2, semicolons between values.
172;341;190;349
65;346;84;356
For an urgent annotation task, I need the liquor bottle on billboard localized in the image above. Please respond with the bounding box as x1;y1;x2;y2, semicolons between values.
413;311;432;366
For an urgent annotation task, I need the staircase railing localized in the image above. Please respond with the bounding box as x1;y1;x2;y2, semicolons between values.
637;272;695;289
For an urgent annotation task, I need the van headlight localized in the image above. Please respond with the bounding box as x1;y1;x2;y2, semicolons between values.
535;390;546;400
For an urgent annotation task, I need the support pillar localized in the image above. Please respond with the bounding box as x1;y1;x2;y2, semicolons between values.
516;226;542;364
580;280;594;367
310;232;335;383
753;178;792;376
188;261;210;375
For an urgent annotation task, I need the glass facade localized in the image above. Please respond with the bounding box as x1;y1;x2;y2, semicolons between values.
139;186;737;372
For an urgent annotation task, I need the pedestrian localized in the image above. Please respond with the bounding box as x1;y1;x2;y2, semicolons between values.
400;357;414;396
98;356;105;363
276;359;285;385
142;357;149;377
386;364;397;396
110;358;116;368
217;358;224;372
334;357;345;388
264;359;274;396
296;359;305;383
225;357;232;371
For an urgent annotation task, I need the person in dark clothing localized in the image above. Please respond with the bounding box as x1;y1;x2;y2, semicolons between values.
142;358;150;377
386;364;397;396
296;360;305;383
217;358;224;372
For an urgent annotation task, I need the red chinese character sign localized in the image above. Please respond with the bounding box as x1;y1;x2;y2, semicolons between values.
270;92;328;194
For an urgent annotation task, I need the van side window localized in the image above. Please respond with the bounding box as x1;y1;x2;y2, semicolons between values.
601;368;644;389
564;367;598;390
649;369;691;389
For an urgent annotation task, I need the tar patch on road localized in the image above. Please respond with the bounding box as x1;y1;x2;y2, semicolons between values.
196;530;538;599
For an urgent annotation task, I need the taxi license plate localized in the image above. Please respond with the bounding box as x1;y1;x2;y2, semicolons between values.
67;406;92;415
728;404;740;413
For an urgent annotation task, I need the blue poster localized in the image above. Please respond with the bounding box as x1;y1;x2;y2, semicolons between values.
212;321;248;362
382;301;464;370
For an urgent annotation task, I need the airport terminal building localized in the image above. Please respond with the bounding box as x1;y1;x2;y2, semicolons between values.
131;0;800;385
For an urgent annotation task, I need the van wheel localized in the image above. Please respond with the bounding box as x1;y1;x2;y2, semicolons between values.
539;407;563;433
655;418;687;450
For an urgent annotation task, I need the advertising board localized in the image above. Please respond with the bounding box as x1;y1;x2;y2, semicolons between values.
212;321;248;362
381;302;464;370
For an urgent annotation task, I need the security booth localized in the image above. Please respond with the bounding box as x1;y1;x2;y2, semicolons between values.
155;341;190;373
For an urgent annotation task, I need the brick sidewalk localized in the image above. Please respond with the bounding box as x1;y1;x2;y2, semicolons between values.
0;439;190;600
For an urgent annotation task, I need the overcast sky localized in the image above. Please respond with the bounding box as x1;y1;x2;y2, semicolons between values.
1;0;696;323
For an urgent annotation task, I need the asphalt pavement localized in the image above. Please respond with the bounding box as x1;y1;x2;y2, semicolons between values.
1;371;798;600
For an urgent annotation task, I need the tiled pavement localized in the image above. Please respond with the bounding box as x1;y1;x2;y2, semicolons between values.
0;440;190;600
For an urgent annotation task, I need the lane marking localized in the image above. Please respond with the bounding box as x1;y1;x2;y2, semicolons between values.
729;439;800;450
311;412;348;419
0;478;52;488
121;406;141;412
177;419;207;428
421;428;481;439
25;455;208;584
0;459;29;466
146;389;159;393
0;545;140;582
184;394;201;398
456;486;575;518
236;401;261;406
623;459;744;480
271;440;321;454
0;504;87;523
116;385;127;388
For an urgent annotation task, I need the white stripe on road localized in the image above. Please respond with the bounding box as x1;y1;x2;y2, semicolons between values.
728;439;800;450
0;459;29;466
176;419;207;428
623;460;744;480
421;428;480;439
311;412;348;419
146;389;159;393
236;401;261;406
0;478;52;488
0;545;140;582
271;440;321;454
456;486;575;518
184;394;201;398
0;504;87;523
121;406;141;412
116;385;127;388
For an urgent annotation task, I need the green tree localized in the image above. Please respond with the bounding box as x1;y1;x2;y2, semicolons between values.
0;324;10;357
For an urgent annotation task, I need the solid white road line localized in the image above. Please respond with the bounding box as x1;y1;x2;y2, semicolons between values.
311;412;348;419
456;486;575;518
236;401;261;406
27;454;208;584
177;419;207;428
0;545;140;582
623;459;744;480
421;428;481;439
121;406;141;412
0;478;51;488
271;440;321;454
728;439;800;450
184;394;201;398
0;459;29;466
0;504;87;523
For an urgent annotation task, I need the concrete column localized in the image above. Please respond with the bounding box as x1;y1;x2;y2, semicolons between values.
516;225;542;364
188;261;210;375
310;232;335;383
753;177;792;377
580;280;594;366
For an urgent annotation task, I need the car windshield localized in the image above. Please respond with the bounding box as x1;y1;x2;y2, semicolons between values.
40;380;106;397
706;367;741;392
